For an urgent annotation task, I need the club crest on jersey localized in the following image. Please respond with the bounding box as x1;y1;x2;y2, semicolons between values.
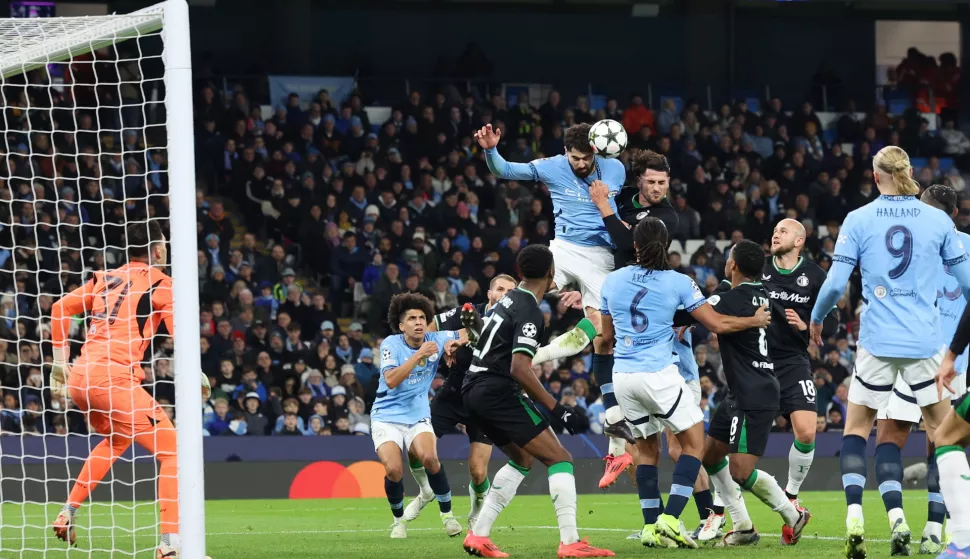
636;211;649;220
522;323;538;338
796;275;809;287
624;336;633;347
874;285;887;299
428;353;439;363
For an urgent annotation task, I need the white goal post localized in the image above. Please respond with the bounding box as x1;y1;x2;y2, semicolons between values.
0;1;204;557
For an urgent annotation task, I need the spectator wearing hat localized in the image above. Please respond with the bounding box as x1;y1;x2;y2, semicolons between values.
354;348;378;393
328;385;349;423
304;414;327;436
205;265;231;304
339;364;365;400
248;319;270;352
348;396;370;428
317;320;337;347
409;231;438;279
273;268;301;304
242;392;269;436
304;367;329;398
346;322;365;354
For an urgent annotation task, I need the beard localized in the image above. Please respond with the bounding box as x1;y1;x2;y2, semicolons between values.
771;242;796;257
570;163;594;178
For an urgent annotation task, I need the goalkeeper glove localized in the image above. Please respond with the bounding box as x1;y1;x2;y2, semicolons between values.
50;346;70;398
201;372;212;401
552;403;582;435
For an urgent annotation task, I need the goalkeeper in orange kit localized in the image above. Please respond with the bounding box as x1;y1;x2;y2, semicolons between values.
50;221;208;559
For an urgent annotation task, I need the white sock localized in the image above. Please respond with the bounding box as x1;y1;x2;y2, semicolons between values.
469;478;489;520
549;465;580;545
707;461;752;531
411;464;434;498
532;320;595;365
946;518;954;542
888;507;906;530
713;490;725;509
937;449;970;548
847;504;864;527
785;441;815;497
604;406;628;457
744;469;799;526
925;521;943;540
474;463;528;537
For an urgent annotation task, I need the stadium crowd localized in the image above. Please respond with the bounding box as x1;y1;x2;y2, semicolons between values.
0;48;966;437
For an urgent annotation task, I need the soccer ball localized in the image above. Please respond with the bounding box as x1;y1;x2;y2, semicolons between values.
588;119;628;158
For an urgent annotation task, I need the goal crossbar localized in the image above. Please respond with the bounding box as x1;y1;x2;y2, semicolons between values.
0;3;165;79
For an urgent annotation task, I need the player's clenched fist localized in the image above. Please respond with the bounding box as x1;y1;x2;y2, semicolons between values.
418;341;439;358
474;124;501;149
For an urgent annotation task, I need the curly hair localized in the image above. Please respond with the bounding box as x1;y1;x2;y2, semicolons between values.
387;292;435;333
633;217;670;271
922;183;958;216
631;149;670;179
563;123;593;154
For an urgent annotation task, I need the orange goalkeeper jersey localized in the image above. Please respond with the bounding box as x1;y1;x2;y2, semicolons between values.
51;261;174;381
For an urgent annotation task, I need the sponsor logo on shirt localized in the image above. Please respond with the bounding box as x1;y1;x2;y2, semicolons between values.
769;290;810;304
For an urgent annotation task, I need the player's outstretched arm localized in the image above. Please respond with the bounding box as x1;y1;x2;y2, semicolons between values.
689;302;771;334
476;124;542;181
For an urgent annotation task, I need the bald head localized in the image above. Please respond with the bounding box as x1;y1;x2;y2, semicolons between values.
771;218;806;257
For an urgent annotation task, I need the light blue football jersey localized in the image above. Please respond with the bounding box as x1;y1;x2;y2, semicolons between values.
674;326;700;383
485;148;625;248
371;330;459;424
939;231;970;374
601;266;707;374
811;195;970;359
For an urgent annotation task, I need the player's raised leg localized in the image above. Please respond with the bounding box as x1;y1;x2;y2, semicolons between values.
409;430;462;536
375;430;410;539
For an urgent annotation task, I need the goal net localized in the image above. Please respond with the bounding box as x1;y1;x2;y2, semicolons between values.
0;1;204;557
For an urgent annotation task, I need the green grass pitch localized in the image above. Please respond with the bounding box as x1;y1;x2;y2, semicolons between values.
0;491;936;558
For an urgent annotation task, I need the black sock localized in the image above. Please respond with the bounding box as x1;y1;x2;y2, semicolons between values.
427;467;453;514
385;476;405;518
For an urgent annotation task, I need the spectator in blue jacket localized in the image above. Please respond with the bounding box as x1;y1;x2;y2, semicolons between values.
205;398;232;435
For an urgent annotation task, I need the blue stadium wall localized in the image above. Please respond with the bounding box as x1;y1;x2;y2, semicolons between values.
0;433;942;501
